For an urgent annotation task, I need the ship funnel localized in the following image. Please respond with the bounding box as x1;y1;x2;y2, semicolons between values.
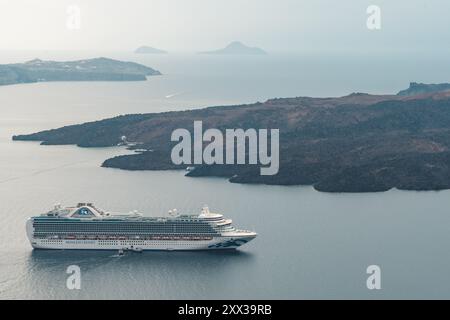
201;206;210;215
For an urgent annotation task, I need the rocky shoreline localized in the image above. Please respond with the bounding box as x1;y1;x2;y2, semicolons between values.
13;84;450;193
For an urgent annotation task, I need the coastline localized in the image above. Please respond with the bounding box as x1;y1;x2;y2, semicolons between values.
13;85;450;193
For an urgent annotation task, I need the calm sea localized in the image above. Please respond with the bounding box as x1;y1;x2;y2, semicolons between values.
1;51;450;299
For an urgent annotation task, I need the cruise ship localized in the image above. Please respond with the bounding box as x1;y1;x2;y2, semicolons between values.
26;203;257;251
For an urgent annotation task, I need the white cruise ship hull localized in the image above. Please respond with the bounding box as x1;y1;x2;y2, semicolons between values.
29;236;256;251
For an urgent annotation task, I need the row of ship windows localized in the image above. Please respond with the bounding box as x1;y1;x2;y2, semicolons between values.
39;240;209;246
34;222;214;226
37;234;216;240
95;243;207;246
34;226;215;229
37;222;216;224
35;233;218;236
35;229;215;232
34;230;214;235
36;231;216;235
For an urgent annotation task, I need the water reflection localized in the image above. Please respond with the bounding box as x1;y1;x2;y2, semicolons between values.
25;249;256;299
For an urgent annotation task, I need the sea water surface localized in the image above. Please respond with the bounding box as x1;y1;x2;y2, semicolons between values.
1;51;450;299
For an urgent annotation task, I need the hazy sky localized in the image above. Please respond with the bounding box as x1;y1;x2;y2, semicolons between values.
0;0;447;52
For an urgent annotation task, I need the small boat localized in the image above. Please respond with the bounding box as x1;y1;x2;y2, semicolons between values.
118;249;125;256
132;247;143;253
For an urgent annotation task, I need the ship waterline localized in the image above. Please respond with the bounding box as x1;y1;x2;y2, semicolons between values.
26;203;257;251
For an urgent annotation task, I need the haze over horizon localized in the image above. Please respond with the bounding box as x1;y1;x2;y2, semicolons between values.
0;0;447;53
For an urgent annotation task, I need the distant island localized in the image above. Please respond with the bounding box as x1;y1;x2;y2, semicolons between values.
200;41;267;55
135;46;168;54
0;57;161;86
397;82;450;96
12;83;450;193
